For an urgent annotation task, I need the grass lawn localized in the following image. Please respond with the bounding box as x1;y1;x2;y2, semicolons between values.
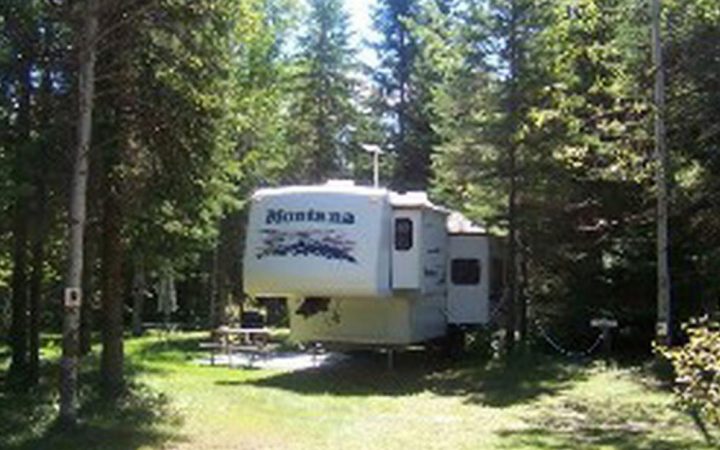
0;332;715;450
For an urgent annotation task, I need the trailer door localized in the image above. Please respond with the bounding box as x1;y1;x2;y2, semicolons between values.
391;210;421;289
447;234;489;325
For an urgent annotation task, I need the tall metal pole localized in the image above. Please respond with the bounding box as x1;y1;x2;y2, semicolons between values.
362;144;383;188
651;0;671;345
373;150;380;188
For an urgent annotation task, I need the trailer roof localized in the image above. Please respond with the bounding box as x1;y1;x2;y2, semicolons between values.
252;181;449;214
253;180;388;199
447;211;487;234
389;191;449;214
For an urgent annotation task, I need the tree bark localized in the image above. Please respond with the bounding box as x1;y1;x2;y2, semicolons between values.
28;177;46;387
209;240;220;328
651;0;672;346
8;42;34;389
503;0;521;354
100;180;125;398
8;203;29;386
516;236;529;344
28;24;56;387
131;261;146;337
80;103;101;356
60;0;98;427
80;220;97;356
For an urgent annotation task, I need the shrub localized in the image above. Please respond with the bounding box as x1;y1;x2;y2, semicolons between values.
657;316;720;431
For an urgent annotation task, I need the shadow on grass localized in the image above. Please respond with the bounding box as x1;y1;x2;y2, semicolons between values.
497;407;715;450
130;332;206;364
497;427;709;450
228;350;585;407
0;353;185;450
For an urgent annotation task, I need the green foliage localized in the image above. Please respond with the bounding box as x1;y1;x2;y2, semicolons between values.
373;0;438;190
231;0;299;190
418;0;507;224
422;0;695;335
658;317;720;432
0;0;719;372
662;0;720;318
286;0;359;182
90;0;255;273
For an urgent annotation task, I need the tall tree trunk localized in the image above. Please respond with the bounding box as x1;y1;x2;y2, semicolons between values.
131;260;146;337
80;220;97;356
28;24;55;387
80;107;101;356
100;183;125;398
503;0;520;354
60;0;98;427
28;178;46;387
652;0;672;346
8;46;33;388
209;240;220;328
505;145;518;353
8;205;29;386
516;236;529;343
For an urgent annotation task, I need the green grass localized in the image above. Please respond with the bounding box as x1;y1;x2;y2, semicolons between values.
0;332;715;450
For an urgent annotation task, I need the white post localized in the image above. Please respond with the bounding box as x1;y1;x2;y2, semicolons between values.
373;151;379;188
361;144;383;188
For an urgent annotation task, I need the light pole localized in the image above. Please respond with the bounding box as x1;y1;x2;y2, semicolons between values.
362;144;384;188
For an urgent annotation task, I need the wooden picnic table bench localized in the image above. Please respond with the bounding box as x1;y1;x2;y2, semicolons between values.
200;326;272;367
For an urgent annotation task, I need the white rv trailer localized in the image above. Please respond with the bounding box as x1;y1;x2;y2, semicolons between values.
243;180;504;347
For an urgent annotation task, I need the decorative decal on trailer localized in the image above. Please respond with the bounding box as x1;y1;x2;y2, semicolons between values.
265;208;355;225
257;229;357;263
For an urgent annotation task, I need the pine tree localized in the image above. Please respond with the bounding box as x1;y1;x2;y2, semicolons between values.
288;0;358;182
373;0;437;190
87;0;256;397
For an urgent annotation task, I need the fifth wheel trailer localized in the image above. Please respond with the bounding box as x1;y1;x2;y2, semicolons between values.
243;180;505;347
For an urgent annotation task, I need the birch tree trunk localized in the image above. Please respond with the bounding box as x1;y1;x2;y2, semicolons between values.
651;0;672;346
60;0;98;427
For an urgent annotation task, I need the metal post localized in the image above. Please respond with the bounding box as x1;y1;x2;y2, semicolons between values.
373;150;379;188
362;144;383;188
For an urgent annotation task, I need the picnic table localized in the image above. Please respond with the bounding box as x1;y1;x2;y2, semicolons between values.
201;326;272;367
142;321;182;332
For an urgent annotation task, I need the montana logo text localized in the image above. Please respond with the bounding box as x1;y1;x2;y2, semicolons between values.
265;208;355;225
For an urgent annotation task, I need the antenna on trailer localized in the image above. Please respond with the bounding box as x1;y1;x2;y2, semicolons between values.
361;144;384;188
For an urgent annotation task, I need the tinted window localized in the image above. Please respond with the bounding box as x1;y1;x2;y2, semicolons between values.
395;218;413;251
451;258;481;285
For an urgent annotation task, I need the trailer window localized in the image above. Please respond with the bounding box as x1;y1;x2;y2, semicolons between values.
395;218;413;251
451;258;481;285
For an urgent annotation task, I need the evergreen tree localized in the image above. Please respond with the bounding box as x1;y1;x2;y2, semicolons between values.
1;0;74;390
373;0;437;190
288;0;358;182
87;0;255;396
212;0;298;326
